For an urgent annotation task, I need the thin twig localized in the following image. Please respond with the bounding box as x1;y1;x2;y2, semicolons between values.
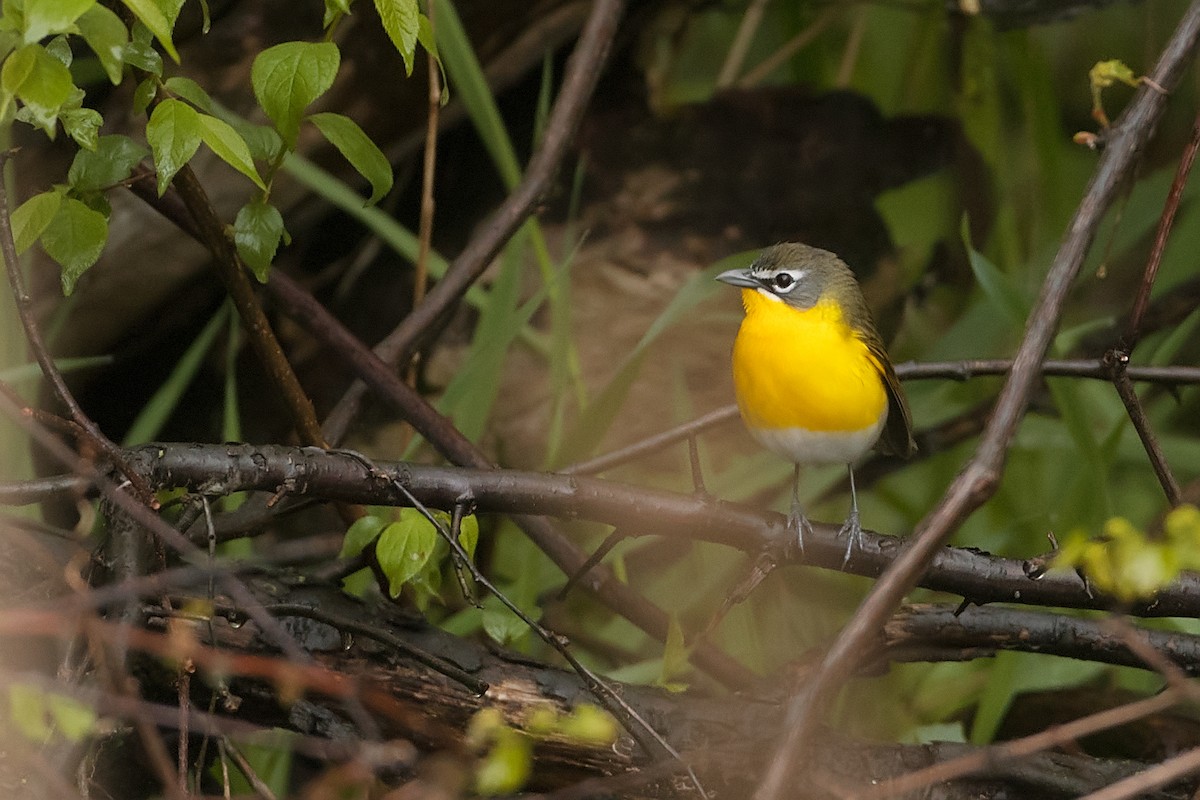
1101;109;1200;508
857;688;1187;800
753;6;1200;796
1077;745;1200;800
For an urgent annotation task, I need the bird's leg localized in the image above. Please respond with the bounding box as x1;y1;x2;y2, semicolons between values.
838;466;863;566
788;463;813;554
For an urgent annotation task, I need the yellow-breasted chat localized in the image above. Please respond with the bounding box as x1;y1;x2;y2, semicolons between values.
716;243;915;559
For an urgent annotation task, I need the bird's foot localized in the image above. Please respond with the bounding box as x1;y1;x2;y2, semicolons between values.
837;510;863;567
787;507;814;556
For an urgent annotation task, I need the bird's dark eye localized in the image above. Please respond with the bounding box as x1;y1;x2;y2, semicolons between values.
773;273;794;290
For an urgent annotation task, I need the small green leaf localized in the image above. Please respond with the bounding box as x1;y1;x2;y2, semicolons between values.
157;0;186;32
474;727;533;796
339;513;388;559
657;614;691;691
373;0;419;75
9;684;50;742
119;0;179;62
457;514;479;561
75;4;127;84
374;510;438;597
43;34;72;66
557;705;619;745
131;76;156;115
251;40;339;147
46;693;98;742
232;199;286;281
165;80;282;161
68;134;149;193
163;75;215;112
20;0;94;45
41;197;108;294
307;111;392;204
146;97;202;195
3;42;74;135
480;595;529;646
197;113;266;190
60;107;101;150
122;34;162;76
323;0;352;28
11;189;63;253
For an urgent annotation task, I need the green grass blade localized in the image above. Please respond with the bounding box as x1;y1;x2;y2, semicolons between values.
123;304;230;445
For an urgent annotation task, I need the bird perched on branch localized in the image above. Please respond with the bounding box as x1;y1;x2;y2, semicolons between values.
716;243;915;560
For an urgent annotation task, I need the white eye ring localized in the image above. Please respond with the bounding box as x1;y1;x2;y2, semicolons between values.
769;270;804;293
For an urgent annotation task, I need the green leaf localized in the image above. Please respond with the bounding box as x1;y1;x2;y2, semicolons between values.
9;684;50;742
961;215;1028;328
68;134;149;193
123;304;230;445
474;727;533;796
339;513;388;559
157;0;186;32
251;40;339;147
46;693;98;742
119;0;179;62
166;78;282;161
20;0;94;45
60;106;101;150
3;42;74;135
373;0;419;75
480;594;530;646
196;113;266;190
146;97;202;195
76;4;127;84
307;111;391;204
163;75;215;112
122;35;162;76
457;514;478;561
374;510;438;598
232;199;286;281
323;0;352;28
10;189;63;253
43;34;72;66
41;197;108;294
131;76;156;114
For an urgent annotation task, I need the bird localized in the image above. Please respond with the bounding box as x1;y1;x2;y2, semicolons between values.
716;243;915;561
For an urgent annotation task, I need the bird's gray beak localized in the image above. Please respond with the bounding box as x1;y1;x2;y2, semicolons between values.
715;268;758;289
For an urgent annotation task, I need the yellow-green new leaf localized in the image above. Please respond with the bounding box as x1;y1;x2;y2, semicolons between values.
41;197;108;294
307;111;392;204
373;0;419;75
21;0;94;45
375;511;438;598
11;189;63;253
2;42;73;135
146;97;202;195
251;41;339;147
119;0;179;61
75;4;127;84
197;113;266;190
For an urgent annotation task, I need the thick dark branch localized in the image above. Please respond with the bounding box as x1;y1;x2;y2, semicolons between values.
118;443;1200;620
882;604;1200;674
38;579;1184;799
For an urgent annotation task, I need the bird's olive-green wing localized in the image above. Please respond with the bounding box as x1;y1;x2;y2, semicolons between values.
865;337;916;459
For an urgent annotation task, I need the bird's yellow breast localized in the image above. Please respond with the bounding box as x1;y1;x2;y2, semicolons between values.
732;288;888;434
